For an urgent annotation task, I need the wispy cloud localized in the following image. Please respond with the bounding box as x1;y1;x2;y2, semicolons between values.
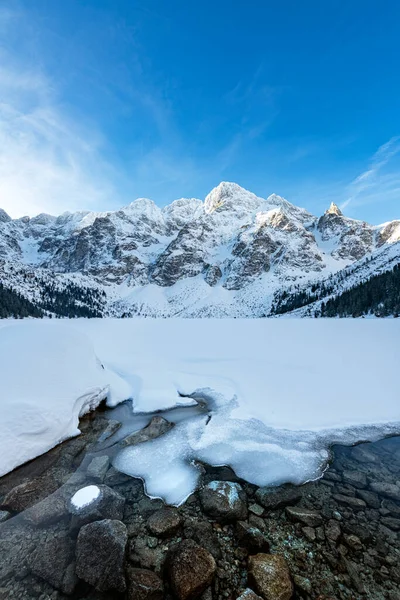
0;9;124;218
341;136;400;211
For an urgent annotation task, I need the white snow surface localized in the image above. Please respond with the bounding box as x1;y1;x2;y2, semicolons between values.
71;485;100;510
1;318;399;503
0;321;130;477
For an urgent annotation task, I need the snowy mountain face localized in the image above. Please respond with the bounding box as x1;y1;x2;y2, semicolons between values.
1;182;399;317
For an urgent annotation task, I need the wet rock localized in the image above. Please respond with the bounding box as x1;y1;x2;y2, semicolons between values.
255;486;301;510
293;574;312;595
352;445;380;464
343;558;366;594
184;517;221;559
325;519;341;543
381;499;400;517
356;489;380;508
332;494;366;510
343;534;363;551
87;456;110;483
248;503;264;517
23;492;68;526
128;535;167;572
285;506;323;527
97;419;121;443
30;531;77;594
248;553;293;600
370;482;400;501
69;484;125;530
104;466;133;486
121;416;174;447
147;507;182;537
342;470;367;489
380;516;400;531
237;589;263;600
302;526;316;542
1;477;59;513
200;481;247;521
235;521;270;553
0;510;11;523
166;540;216;600
126;566;164;600
75;518;127;592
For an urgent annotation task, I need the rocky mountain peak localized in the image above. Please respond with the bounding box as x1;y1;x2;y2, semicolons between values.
204;182;260;214
0;208;11;223
326;202;343;217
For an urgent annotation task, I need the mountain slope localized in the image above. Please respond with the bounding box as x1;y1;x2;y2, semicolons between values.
0;182;399;317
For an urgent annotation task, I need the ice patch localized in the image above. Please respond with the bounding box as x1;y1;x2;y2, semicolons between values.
71;485;100;510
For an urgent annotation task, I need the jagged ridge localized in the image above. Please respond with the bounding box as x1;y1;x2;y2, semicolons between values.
0;182;399;317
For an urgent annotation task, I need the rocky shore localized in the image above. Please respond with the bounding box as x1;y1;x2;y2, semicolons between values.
0;407;399;600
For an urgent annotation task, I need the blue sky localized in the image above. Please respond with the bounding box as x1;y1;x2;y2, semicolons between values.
1;0;399;223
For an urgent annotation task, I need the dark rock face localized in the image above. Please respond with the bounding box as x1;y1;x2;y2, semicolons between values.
204;264;223;287
147;507;182;538
166;540;216;600
126;567;164;600
200;481;248;521
30;529;77;594
75;518;127;592
248;553;293;600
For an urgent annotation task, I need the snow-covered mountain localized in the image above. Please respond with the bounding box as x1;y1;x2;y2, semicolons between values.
1;182;399;317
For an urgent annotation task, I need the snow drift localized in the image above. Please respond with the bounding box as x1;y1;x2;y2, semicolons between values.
0;322;130;477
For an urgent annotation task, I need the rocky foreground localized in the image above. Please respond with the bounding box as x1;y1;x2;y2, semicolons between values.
0;410;399;600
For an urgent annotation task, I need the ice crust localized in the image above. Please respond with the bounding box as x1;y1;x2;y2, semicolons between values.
1;318;399;502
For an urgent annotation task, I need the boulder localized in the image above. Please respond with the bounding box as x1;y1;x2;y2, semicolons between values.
255;486;301;511
166;540;216;600
147;507;182;538
342;470;367;489
200;481;247;521
23;492;68;526
121;416;174;447
325;519;341;543
75;519;127;592
69;484;125;530
87;455;110;483
1;477;59;513
332;494;366;510
248;554;293;600
370;482;400;501
30;531;77;594
235;521;270;553
285;506;323;527
356;489;380;509
127;567;164;600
